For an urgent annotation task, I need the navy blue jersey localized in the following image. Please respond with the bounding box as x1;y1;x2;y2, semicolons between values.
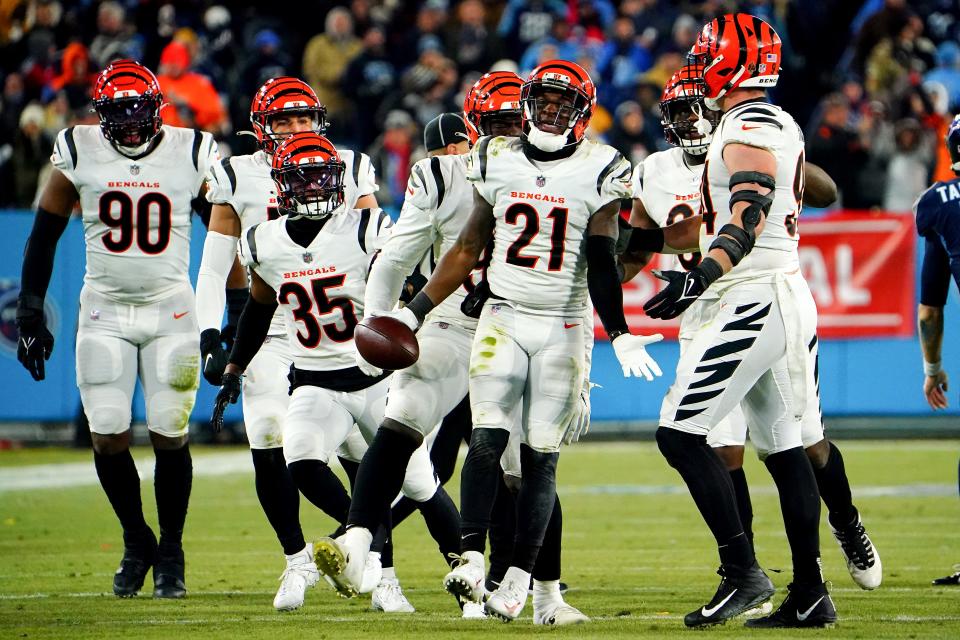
914;177;960;306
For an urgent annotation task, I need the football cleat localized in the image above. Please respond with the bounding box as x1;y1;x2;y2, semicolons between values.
113;529;157;597
683;563;775;628
485;575;528;622
153;540;186;599
313;537;356;599
371;578;415;613
461;600;487;619
744;582;837;628
273;544;320;612
534;601;590;626
932;565;960;586
741;600;774;617
359;551;383;595
444;551;485;604
830;511;881;589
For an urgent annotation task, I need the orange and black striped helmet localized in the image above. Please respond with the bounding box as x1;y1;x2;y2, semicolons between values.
521;59;596;148
660;65;720;155
92;60;164;147
250;77;327;155
686;13;781;110
271;132;345;218
463;71;523;144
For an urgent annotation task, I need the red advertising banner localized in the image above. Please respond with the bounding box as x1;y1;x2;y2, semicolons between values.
601;210;916;340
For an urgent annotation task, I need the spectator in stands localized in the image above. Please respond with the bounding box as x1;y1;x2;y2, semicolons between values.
88;1;142;67
395;0;449;70
574;0;617;43
884;118;934;211
196;5;237;93
807;93;872;208
498;0;566;60
303;7;361;135
11;102;51;207
156;40;228;135
447;0;500;75
855;99;897;209
853;0;911;74
0;72;27;144
367;109;417;208
341;25;396;148
605;99;659;165
239;29;292;102
43;42;95;112
518;17;578;75
925;41;960;111
597;16;652;109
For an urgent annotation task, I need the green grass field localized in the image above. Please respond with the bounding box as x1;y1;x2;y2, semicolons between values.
1;440;958;639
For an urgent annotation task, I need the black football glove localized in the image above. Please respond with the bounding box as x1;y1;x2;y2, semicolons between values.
15;299;54;381
200;328;229;386
211;371;242;432
643;268;712;320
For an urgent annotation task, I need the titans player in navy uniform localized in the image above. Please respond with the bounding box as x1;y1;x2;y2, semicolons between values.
914;114;960;586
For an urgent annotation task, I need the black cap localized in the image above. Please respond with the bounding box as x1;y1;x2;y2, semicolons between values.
423;112;469;152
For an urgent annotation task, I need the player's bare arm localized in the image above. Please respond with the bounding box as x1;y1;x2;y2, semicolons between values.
623;201;701;267
803;162;837;208
918;304;948;410
15;168;79;381
355;193;378;209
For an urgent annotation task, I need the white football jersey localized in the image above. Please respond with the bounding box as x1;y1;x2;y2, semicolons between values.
700;100;806;281
466;136;633;314
632;146;703;271
237;209;393;371
205;148;378;334
374;153;480;328
51;124;218;304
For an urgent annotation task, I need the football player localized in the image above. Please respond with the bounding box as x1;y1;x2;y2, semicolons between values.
331;60;660;622
626;66;881;595
913;113;960;587
15;60;218;598
210;132;459;609
617;14;837;627
196;77;380;611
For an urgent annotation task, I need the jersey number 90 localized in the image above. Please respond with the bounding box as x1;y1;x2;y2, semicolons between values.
98;191;172;254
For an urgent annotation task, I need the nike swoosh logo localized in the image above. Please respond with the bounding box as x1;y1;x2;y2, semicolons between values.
680;277;698;300
701;588;737;617
796;596;825;622
173;311;189;319
564;322;579;329
460;532;479;541
503;601;522;614
741;124;761;131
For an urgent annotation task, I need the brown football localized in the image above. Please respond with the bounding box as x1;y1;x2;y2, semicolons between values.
355;315;419;370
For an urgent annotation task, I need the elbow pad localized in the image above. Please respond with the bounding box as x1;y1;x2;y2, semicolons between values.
728;170;775;232
709;223;756;266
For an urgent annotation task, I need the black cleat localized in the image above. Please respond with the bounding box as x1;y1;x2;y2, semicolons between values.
683;564;775;628
153;541;186;599
932;566;960;586
113;529;158;597
745;582;837;628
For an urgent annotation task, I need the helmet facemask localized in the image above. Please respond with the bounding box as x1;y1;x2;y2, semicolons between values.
478;110;522;138
94;95;163;151
273;160;345;219
661;94;720;155
521;81;591;152
255;106;326;156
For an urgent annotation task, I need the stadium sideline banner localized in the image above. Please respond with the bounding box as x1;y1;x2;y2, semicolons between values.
601;210;916;340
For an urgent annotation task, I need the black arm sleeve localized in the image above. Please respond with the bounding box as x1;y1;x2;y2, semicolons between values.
587;235;629;339
228;295;279;371
920;235;951;307
20;207;69;304
225;288;250;327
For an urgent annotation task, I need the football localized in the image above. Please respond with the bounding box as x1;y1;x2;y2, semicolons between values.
355;315;419;370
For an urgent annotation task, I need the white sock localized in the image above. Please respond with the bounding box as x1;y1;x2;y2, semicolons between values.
381;566;397;581
532;579;562;609
503;566;532;591
285;543;311;563
462;550;485;566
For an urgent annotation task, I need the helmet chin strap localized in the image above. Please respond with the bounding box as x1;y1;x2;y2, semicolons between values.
114;140;153;158
526;124;570;152
691;101;714;137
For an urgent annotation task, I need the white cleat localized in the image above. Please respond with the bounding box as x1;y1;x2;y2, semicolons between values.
461;600;487;619
533;601;590;626
485;575;528;622
273;544;320;612
313;528;372;599
741;600;774;618
443;551;485;604
371;578;415;613
830;512;882;590
359;552;383;595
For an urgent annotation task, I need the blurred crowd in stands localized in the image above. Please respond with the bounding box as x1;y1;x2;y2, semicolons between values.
0;0;958;212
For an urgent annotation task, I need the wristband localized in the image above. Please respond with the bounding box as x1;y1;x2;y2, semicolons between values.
924;360;942;376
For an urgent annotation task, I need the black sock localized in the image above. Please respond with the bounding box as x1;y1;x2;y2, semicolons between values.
154;444;192;546
764;447;823;586
417;486;461;566
728;467;754;547
251;448;305;556
94;449;150;538
459;428;510;553
511;444;558;573
432;395;472;485
390;497;418;529
656;427;753;569
533;493;562;582
288;459;350;524
488;474;517;584
811;442;857;529
378;510;394;568
348;427;420;532
339;456;359;488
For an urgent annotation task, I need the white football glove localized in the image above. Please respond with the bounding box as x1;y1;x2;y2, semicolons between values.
611;333;664;381
563;381;600;445
354;344;383;377
381;306;421;332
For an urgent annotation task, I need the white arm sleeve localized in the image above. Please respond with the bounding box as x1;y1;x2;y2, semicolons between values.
196;231;239;331
365;201;437;315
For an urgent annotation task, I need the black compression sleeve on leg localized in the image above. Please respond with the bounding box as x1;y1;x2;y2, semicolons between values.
338;456;359;489
154;444;193;546
251;448;305;556
19;207;69;301
728;467;754;548
511;445;559;574
533;493;562;582
811;442;857;529
288;459;350;524
487;474;517;585
94;449;150;537
459;428;510;553
228;296;278;371
587;235;629;338
417;486;462;566
347;427;420;532
656;427;754;569
764;447;823;586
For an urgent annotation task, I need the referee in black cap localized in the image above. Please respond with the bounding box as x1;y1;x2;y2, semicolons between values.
424;112;470;157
